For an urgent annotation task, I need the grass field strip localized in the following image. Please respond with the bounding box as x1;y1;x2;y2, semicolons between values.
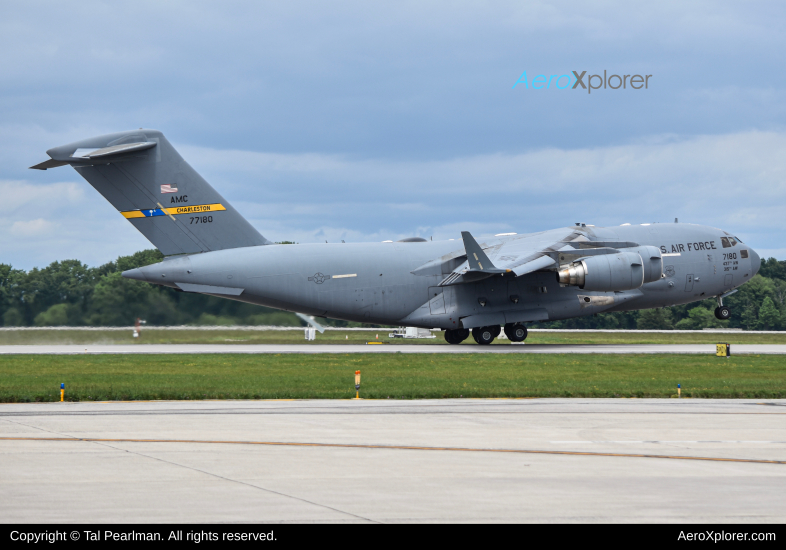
1;326;783;334
1;436;784;465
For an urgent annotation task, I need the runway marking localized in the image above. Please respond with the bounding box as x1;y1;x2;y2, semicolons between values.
552;441;786;444
1;436;784;465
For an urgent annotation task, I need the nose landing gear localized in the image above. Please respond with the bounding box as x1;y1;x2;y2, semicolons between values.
715;306;731;320
714;296;731;320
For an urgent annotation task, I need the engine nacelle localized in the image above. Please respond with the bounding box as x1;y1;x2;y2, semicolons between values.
557;251;644;291
632;245;664;284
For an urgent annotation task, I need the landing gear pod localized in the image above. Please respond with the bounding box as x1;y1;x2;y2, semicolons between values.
558;252;645;291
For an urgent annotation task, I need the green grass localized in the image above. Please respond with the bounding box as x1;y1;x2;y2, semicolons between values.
1;353;785;402
2;328;786;345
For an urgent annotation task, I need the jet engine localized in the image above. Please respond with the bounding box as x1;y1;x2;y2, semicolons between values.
633;245;664;284
558;251;647;291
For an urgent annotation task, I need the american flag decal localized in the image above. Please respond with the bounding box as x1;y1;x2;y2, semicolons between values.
160;184;178;194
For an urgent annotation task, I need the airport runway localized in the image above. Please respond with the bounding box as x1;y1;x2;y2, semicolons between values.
1;398;785;523
1;343;786;354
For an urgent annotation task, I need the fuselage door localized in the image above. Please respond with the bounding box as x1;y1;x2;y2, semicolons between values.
685;274;694;292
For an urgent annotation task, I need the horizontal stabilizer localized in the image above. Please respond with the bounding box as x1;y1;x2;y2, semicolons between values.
72;141;157;159
29;159;70;170
30;141;157;170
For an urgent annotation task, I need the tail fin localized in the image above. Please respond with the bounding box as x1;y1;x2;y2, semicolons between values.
31;129;270;255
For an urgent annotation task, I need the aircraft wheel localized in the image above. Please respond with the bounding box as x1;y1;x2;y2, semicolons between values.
444;329;462;345
508;323;528;342
456;328;470;343
715;306;731;320
473;326;496;345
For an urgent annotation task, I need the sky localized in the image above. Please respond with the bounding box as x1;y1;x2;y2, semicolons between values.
3;1;786;270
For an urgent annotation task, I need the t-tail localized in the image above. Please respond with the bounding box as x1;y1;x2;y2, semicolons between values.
30;129;271;255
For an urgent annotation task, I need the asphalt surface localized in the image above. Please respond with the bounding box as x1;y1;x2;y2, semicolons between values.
1;343;786;354
1;398;785;522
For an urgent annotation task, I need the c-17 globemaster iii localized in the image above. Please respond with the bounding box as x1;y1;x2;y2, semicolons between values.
32;129;761;344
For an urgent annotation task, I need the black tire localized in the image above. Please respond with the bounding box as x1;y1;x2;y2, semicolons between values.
456;328;470;343
503;323;514;340
473;326;496;345
443;330;457;344
715;306;731;320
509;323;528;342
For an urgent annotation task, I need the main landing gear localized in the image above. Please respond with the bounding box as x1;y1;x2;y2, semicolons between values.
504;323;528;342
444;328;470;344
472;325;500;345
444;323;528;345
714;296;731;320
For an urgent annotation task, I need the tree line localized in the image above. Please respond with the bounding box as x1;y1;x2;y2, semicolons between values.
1;250;785;330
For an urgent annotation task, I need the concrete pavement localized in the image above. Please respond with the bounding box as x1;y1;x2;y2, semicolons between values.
1;343;785;354
1;398;785;522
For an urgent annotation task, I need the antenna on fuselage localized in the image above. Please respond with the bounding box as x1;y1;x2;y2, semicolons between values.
675;218;678;223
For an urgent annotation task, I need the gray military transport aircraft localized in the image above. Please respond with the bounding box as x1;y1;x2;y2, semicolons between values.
32;129;761;344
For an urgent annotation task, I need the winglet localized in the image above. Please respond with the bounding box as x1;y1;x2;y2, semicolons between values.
461;231;508;274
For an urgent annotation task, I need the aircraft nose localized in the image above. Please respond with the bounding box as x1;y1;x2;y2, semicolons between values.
121;267;147;282
750;249;761;276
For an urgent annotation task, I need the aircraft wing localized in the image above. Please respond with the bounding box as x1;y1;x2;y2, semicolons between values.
438;228;636;286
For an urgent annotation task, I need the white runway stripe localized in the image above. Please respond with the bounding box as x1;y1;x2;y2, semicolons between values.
551;441;786;444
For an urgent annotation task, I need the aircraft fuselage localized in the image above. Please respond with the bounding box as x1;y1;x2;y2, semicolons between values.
124;222;760;329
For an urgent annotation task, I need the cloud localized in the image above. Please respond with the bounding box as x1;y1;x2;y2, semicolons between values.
10;219;56;237
1;1;785;161
1;178;150;270
181;130;786;251
7;129;784;269
4;2;786;267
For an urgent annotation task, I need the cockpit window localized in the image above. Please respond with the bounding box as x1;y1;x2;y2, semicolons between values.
728;237;738;246
721;237;731;248
734;236;743;244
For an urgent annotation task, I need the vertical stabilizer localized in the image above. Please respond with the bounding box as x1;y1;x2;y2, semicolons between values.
31;129;270;255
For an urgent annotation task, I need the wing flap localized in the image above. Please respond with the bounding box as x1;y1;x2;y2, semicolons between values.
510;254;556;276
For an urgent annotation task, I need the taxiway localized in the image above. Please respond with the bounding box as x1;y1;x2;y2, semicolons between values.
1;398;784;522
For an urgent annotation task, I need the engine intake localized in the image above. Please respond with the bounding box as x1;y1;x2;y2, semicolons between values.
557;252;645;291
